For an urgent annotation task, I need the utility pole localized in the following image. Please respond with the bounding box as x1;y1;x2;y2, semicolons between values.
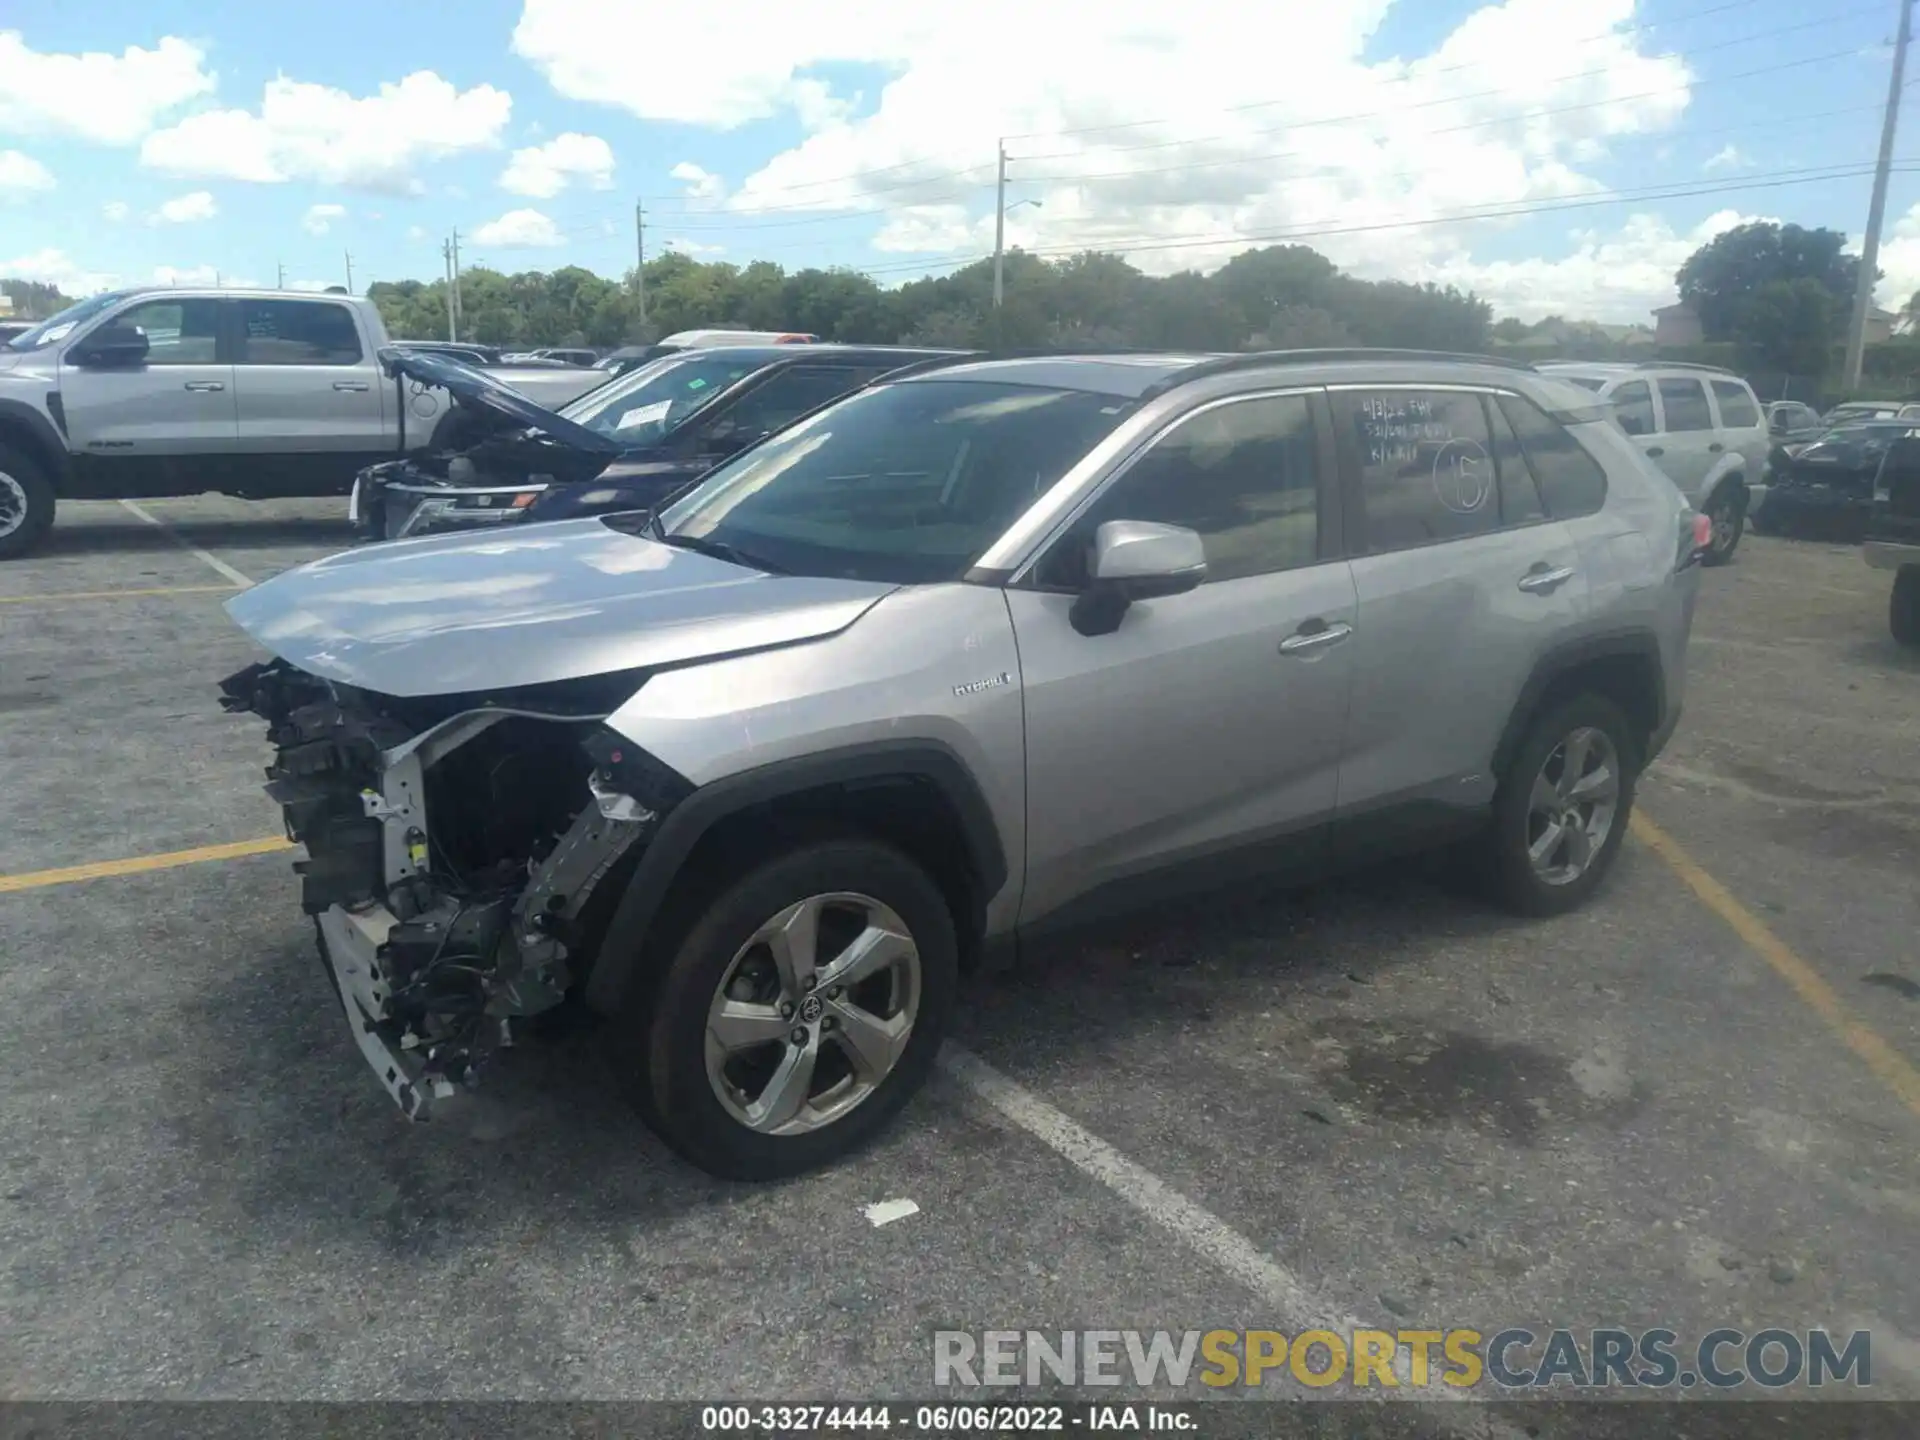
634;199;648;331
1845;0;1914;389
344;250;354;293
276;261;286;288
991;141;1008;310
442;238;458;341
450;228;464;337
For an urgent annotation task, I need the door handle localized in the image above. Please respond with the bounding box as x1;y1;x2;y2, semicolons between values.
183;380;224;392
333;380;371;392
1645;445;1665;457
1279;618;1353;655
1517;563;1576;595
1708;442;1724;453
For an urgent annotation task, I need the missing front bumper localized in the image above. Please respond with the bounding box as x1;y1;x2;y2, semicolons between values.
315;904;437;1121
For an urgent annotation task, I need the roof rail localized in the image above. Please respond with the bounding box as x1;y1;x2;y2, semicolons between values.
1634;360;1738;376
1136;347;1535;403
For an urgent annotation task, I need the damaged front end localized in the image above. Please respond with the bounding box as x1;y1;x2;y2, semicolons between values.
218;658;690;1119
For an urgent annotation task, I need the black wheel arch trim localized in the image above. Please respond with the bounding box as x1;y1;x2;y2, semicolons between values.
1491;629;1667;779
0;399;72;485
583;738;1009;1013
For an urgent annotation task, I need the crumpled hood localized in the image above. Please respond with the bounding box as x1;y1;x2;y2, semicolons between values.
379;346;620;458
225;518;898;698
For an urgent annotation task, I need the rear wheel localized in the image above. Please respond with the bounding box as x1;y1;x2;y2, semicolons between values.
1893;565;1920;648
617;839;957;1180
1480;695;1638;917
0;444;57;561
1701;485;1745;566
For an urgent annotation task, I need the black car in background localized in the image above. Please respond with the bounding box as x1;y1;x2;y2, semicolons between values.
1752;420;1920;541
352;343;964;540
1864;434;1920;646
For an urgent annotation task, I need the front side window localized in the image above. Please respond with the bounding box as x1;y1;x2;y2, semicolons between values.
1710;379;1760;429
238;301;362;365
1657;377;1712;432
1039;393;1322;588
656;379;1131;584
561;352;771;443
112;298;222;366
1340;389;1498;552
1608;380;1655;436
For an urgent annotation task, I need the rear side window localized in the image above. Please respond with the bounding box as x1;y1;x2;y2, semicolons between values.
1656;377;1712;432
1497;394;1609;520
1341;389;1498;551
1711;379;1760;429
1608;380;1655;436
238;300;362;365
704;366;867;446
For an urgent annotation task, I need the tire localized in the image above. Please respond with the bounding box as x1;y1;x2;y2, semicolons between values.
1893;566;1920;649
616;839;958;1180
1480;694;1639;918
0;443;57;561
1700;484;1745;566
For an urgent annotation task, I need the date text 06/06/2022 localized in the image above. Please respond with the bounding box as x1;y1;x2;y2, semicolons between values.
700;1404;1194;1432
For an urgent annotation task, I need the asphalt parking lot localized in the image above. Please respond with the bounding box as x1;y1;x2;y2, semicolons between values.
3;498;1918;1411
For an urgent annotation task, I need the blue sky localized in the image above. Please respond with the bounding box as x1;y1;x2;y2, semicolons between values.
3;0;1918;321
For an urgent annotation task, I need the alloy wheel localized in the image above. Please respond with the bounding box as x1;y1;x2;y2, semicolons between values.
704;892;922;1136
0;472;27;540
1525;726;1621;886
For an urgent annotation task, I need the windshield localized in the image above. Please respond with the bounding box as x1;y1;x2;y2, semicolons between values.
653;379;1133;584
5;291;128;350
559;351;770;443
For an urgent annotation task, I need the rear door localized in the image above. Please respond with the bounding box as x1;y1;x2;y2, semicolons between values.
58;295;237;469
231;297;387;460
1708;378;1767;478
1328;384;1589;855
1648;376;1718;503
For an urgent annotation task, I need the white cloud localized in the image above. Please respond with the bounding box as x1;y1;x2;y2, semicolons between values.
514;0;1694;306
1702;144;1749;172
407;224;429;242
149;190;217;224
0;247;118;294
473;207;563;246
1873;200;1920;308
499;132;614;196
0;150;54;196
665;237;727;256
302;202;348;235
670;161;724;200
0;31;213;146
102;200;130;222
140;71;512;193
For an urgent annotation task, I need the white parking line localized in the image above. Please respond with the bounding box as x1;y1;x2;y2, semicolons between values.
117;499;256;588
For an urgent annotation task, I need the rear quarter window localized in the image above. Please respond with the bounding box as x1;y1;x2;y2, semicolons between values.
1496;394;1608;520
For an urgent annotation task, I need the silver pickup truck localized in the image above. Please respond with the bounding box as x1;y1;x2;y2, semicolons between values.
0;286;610;559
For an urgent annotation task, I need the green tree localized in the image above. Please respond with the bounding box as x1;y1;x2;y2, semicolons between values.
1676;222;1862;344
1735;278;1840;376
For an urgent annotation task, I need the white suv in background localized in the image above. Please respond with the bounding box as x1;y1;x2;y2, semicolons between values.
1539;362;1768;565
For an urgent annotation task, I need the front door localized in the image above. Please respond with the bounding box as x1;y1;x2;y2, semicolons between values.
1008;388;1357;930
59;295;237;492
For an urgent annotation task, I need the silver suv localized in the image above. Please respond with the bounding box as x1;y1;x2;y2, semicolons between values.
219;349;1703;1180
1539;361;1767;565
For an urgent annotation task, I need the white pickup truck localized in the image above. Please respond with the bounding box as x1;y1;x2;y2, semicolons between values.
0;286;611;558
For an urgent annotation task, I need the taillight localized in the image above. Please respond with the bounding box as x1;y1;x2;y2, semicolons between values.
1692;513;1713;550
1676;510;1710;569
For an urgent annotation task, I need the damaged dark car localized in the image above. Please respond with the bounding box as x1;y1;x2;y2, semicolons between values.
1751;420;1919;541
351;343;961;541
1864;432;1920;646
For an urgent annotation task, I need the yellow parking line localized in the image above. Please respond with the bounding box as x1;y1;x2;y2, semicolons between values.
1632;811;1920;1121
0;836;294;894
0;583;240;604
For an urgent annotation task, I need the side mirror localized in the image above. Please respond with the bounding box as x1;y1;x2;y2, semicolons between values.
71;323;150;368
1069;520;1207;637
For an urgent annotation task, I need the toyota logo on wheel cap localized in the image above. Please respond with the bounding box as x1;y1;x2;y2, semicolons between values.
799;994;824;1023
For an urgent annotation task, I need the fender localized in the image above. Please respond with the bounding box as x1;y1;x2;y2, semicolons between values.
1700;452;1749;506
0;397;72;485
583;739;1009;1013
1490;629;1666;780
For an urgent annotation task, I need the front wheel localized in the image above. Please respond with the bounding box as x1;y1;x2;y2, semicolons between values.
1701;486;1745;566
0;444;57;561
1893;566;1920;648
1480;695;1638;917
620;839;957;1180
